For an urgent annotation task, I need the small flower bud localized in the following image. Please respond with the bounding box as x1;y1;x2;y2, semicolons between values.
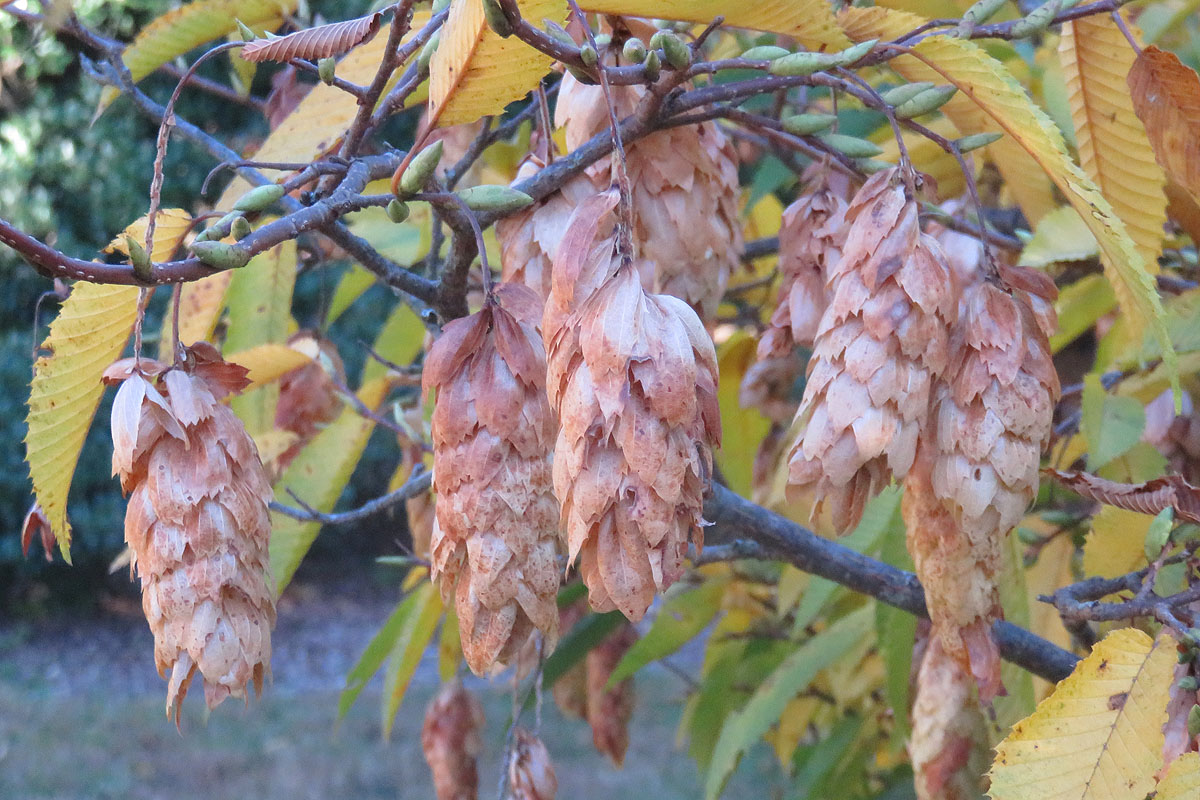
190;240;250;270
387;198;410;223
622;37;646;64
399;140;445;196
317;57;336;85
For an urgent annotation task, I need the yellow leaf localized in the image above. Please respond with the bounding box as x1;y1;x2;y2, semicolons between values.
989;628;1175;800
579;0;849;51
1082;506;1151;581
161;273;233;357
428;0;566;128
25;210;193;561
97;0;297;114
225;342;312;387
715;332;772;496
1050;274;1116;354
269;377;390;593
226;240;298;433
25;283;141;562
1020;205;1099;268
1156;753;1200;800
1059;14;1167;273
840;7;1056;225
840;8;1174;380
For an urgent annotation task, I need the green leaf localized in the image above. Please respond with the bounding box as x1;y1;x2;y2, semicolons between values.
992;531;1036;742
226;240;297;434
788;715;865;800
1144;508;1175;562
1050;274;1117;354
608;576;728;686
705;606;873;799
875;498;917;750
541;610;626;689
382;581;443;738
338;589;424;718
1082;373;1146;469
326;265;377;325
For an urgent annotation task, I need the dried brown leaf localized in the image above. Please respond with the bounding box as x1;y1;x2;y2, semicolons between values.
508;728;557;800
21;503;55;562
1128;46;1200;205
422;680;485;800
240;12;383;63
1048;468;1200;524
585;621;637;767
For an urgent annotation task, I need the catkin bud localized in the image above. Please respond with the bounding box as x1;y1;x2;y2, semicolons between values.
455;185;534;213
125;235;153;282
741;45;791;61
782;113;838;135
482;0;513;37
881;81;936;107
190;240;251;270
232;183;285;213
818;133;884;158
622;37;647;64
400;140;445;196
317;56;336;84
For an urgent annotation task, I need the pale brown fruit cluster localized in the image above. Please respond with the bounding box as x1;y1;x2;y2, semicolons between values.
585;620;637;767
546;192;721;622
424;283;562;675
105;343;275;722
787;169;958;532
555;71;742;320
508;728;557;800
421;679;485;800
916;265;1060;698
908;634;986;800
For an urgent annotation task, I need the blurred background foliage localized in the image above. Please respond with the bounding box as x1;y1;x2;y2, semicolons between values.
0;0;388;601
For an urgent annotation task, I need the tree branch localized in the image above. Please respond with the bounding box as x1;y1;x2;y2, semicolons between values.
703;483;1081;683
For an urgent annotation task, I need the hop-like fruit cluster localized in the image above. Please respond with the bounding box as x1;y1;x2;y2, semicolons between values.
105;343;275;722
913;266;1060;697
546;193;721;621
787;169;958;532
909;634;986;800
586;620;637;767
555;71;742;319
424;283;562;675
421;679;485;800
508;728;557;800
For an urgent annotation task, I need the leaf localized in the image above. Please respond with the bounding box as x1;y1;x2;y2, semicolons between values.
97;0;296;114
338;588;425;717
1049;469;1200;526
704;606;873;800
326;265;378;325
1083;506;1152;585
26;210;192;561
1143;507;1175;561
608;575;728;686
225;342;312;387
438;605;462;683
241;12;383;62
427;0;566;128
1020;206;1099;268
382;580;443;738
1128;46;1200;204
988;628;1175;800
715;332;771;496
225;240;298;434
25;283;140;561
1049;275;1115;354
840;8;1175;376
269;377;389;593
1156;752;1200;800
161;274;233;357
361;302;427;383
1059;14;1168;272
580;0;850;51
1081;373;1145;470
541;610;626;689
875;491;917;750
994;531;1036;742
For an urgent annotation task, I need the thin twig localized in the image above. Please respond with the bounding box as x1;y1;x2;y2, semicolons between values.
271;469;432;524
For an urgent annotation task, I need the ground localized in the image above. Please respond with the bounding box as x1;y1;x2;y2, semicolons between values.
0;575;773;800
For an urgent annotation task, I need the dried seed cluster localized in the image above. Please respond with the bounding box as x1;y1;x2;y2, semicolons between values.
106;343;274;722
422;680;485;800
424;284;562;675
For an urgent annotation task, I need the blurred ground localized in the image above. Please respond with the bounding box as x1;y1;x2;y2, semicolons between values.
0;577;775;800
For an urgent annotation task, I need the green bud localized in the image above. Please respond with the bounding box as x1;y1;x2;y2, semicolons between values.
1180;648;1195;664
482;0;513;37
622;37;647;64
961;0;1010;27
190;240;250;270
1016;527;1042;545
643;49;661;81
399;140;444;196
566;62;598;84
833;39;877;66
195;211;241;243
1010;0;1065;38
769;50;839;77
881;81;935;107
233;183;285;213
235;19;256;42
651;30;689;69
1187;628;1200;646
418;32;440;72
1189;705;1200;738
318;57;336;85
455;185;534;213
542;20;576;49
782;113;837;135
955;131;1004;152
819;133;884;159
1179;676;1199;691
593;33;612;51
231;215;252;241
857;158;893;174
579;43;598;67
740;45;791;61
125;235;152;282
387;198;410;223
894;85;958;119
